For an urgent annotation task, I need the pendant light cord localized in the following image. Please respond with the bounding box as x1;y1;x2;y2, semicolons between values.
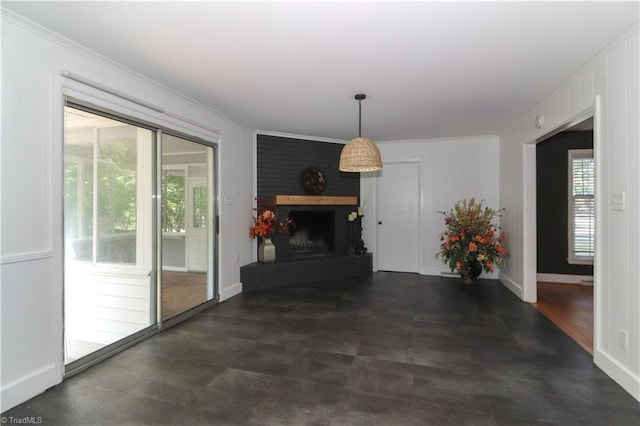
358;99;362;137
354;93;366;138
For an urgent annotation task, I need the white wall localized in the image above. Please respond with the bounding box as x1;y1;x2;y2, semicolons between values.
1;11;254;410
499;20;639;401
361;135;500;278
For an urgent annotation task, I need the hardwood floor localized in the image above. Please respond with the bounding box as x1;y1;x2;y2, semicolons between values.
534;282;593;354
161;271;208;320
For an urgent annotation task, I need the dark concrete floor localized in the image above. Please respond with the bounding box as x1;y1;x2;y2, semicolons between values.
3;272;639;425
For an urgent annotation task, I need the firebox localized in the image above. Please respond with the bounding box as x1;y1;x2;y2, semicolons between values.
287;210;335;258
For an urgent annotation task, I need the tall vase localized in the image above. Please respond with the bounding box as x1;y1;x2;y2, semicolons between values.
258;236;276;264
460;261;482;285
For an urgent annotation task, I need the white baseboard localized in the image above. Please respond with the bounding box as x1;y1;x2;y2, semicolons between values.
594;348;640;402
1;364;60;412
162;266;188;272
537;273;594;285
421;265;446;277
219;281;242;301
423;266;500;280
499;273;523;299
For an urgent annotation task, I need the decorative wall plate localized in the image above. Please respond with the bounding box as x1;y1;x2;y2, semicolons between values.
302;167;326;194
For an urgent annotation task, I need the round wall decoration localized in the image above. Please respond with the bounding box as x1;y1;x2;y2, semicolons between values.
302;167;326;194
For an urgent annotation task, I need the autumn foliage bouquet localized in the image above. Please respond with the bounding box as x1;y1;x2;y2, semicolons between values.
249;197;291;239
436;198;507;273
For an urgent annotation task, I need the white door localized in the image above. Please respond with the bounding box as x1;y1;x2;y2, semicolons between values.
187;177;208;272
377;161;420;273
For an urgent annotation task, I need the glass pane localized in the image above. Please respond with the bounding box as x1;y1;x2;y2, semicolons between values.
189;164;207;178
569;151;595;259
572;158;595;196
64;128;94;262
161;134;214;321
573;197;595;256
192;186;208;229
162;170;186;233
64;105;155;367
96;127;138;264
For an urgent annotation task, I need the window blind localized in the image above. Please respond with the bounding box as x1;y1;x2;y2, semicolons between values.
570;153;595;259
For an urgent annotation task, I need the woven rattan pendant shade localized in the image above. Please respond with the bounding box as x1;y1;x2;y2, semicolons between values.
339;94;382;172
339;137;382;172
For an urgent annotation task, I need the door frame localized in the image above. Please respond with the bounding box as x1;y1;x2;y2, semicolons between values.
523;104;597;301
522;99;599;352
62;102;221;376
374;159;424;274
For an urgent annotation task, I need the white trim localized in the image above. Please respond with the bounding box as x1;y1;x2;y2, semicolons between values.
364;172;379;271
62;83;220;144
535;110;595;144
593;94;604;372
417;160;425;276
536;273;594;285
165;112;222;135
0;251;54;265
252;132;258;263
0;364;60;412
256;130;346;145
61;70;166;113
377;134;499;145
500;274;524;299
522;143;538;303
161;266;188;273
522;106;596;304
220;281;242;302
594;349;640;402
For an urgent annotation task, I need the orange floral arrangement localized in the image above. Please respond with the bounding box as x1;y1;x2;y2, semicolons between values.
436;198;507;273
249;198;291;239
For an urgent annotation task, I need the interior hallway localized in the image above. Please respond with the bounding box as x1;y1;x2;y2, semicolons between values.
4;273;637;425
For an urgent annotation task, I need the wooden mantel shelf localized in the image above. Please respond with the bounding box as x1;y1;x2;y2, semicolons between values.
275;195;357;206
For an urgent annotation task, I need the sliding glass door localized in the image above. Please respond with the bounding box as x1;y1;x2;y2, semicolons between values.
63;105;218;370
63;105;156;367
160;135;216;320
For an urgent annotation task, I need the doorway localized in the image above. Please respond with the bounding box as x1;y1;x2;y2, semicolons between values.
160;135;216;321
63;105;157;366
376;161;420;273
63;105;218;370
533;116;594;354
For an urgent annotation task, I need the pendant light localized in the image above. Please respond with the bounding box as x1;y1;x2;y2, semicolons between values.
339;94;382;172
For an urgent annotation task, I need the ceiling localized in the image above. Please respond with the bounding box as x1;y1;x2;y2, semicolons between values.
3;1;638;141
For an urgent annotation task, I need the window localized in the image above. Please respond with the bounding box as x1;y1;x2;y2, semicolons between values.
568;149;594;264
162;168;186;233
64;107;148;265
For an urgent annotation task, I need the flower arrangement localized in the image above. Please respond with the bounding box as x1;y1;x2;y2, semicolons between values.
436;198;507;274
249;197;291;239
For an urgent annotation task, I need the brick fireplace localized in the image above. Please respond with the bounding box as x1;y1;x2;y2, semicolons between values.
271;194;359;262
240;135;373;291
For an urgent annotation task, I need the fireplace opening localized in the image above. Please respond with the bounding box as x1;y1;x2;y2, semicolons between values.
288;210;335;258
